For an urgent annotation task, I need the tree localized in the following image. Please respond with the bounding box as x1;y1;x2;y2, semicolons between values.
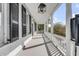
53;23;66;36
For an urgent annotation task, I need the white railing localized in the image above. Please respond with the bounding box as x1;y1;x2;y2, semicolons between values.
44;32;66;55
53;34;66;54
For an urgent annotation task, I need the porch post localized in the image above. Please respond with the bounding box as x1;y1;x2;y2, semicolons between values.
3;3;9;43
66;3;72;56
27;12;30;35
37;24;38;33
47;20;48;32
44;23;46;33
51;15;54;41
19;3;22;39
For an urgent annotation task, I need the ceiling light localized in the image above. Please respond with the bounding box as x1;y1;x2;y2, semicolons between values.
38;3;46;14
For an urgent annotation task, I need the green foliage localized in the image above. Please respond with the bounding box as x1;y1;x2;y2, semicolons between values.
53;23;66;36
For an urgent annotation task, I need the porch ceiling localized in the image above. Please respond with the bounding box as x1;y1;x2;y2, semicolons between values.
26;3;60;24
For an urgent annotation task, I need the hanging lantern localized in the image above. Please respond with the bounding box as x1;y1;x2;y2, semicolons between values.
38;3;46;14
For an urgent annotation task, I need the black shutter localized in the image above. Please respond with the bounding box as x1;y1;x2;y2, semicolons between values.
29;15;32;34
9;3;19;42
22;5;26;37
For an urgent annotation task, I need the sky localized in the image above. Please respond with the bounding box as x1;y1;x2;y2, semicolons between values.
72;3;79;17
53;3;66;25
53;3;79;25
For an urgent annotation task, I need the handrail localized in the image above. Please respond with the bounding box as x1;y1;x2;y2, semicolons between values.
44;32;66;56
43;33;65;56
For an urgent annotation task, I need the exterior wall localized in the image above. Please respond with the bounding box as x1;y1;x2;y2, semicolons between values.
0;3;32;56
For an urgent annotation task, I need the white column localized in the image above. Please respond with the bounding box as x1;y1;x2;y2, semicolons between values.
26;12;30;35
3;3;9;43
32;18;35;35
0;4;4;45
44;23;45;33
33;21;35;34
19;4;22;39
46;20;48;32
32;21;34;35
66;3;72;56
50;16;53;41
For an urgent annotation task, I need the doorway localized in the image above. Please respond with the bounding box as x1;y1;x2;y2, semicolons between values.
38;24;44;33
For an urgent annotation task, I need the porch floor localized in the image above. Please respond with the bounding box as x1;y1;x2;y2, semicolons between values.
16;33;63;56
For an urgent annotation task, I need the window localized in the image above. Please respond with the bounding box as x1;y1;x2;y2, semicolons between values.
9;3;19;42
22;5;27;37
53;3;66;36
